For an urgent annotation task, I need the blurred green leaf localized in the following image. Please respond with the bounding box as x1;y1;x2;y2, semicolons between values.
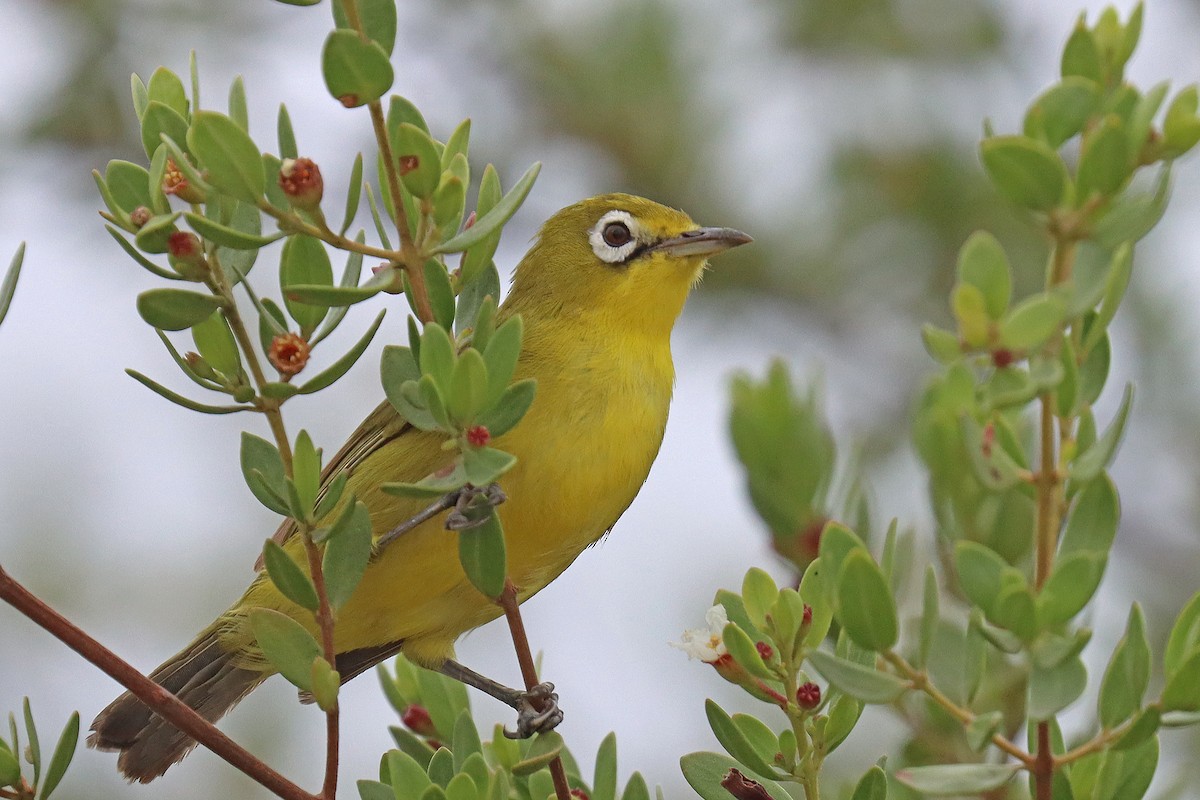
895;764;1018;795
680;752;791;800
511;732;564;776
0;243;25;330
393;123;441;200
980;135;1067;211
281;235;334;335
1165;590;1200;678
1037;551;1106;626
1029;654;1087;719
1099;604;1150;728
333;0;398;55
836;550;897;651
1062;23;1102;82
1070;383;1133;481
299;310;386;394
1076;115;1130;201
434;163;542;255
998;292;1064;350
956;231;1011;318
457;512;506;599
850;766;888;800
703;700;780;779
1025;77;1100;147
806;650;905;703
141;102;190;161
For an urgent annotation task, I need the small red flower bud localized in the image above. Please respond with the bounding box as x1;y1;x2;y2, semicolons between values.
163;159;206;204
466;425;491;447
796;681;821;710
268;332;311;377
338;94;359;108
401;704;437;737
168;231;201;260
279;157;324;210
773;516;828;568
130;206;152;228
802;604;813;625
992;348;1015;368
184;351;218;381
755;641;774;661
398;155;420;175
720;769;774;800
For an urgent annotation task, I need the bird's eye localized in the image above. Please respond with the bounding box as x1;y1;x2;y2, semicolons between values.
602;221;632;247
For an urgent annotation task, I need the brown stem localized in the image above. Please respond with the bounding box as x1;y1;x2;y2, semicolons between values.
259;203;400;261
497;581;572;800
0;566;317;800
883;651;1035;767
1034;724;1053;800
304;539;339;800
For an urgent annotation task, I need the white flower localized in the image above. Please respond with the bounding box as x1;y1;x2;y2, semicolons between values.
671;605;729;663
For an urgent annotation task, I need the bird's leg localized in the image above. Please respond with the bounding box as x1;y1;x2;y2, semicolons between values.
444;483;507;531
438;659;563;739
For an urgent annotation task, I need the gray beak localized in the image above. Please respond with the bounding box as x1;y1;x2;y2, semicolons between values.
648;226;753;258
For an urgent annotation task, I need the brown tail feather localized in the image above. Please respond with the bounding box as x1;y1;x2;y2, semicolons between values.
88;624;266;783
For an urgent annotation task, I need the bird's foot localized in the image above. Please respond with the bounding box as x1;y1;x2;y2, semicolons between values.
503;682;563;739
445;483;507;531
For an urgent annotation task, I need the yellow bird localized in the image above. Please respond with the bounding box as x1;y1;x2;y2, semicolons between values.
88;193;751;781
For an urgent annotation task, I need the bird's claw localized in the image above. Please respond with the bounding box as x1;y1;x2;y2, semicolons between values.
445;483;508;531
503;682;563;739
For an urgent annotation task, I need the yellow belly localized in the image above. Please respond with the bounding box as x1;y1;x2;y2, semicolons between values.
227;323;674;669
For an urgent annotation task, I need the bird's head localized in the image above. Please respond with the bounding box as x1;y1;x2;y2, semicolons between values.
504;194;751;335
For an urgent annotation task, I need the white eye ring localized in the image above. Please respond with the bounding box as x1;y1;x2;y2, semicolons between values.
589;210;641;264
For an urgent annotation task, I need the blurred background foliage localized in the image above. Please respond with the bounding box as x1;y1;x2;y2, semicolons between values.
2;0;1199;797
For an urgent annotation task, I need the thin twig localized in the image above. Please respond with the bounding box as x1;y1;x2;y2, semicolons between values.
0;566;317;800
882;651;1035;768
498;581;572;800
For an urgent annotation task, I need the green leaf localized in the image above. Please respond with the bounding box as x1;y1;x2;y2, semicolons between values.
1024;77;1101;147
1062;23;1102;82
457;512;507;599
480;316;523;405
321;29;394;107
895;764;1019;796
1059;473;1120;556
956;231;1011;318
703;700;780;779
0;243;25;328
722;622;773;680
136;289;223;331
241;433;289;514
998;292;1065;350
126;370;253;415
993;582;1038;641
815;522;865;594
147;66;188;118
248;608;320;691
954;541;1007;616
423;259;455;331
340;153;364;236
1037;551;1106;627
141;101;190;161
836;550;898;651
38;709;77;799
1114;706;1160;750
450;711;482;772
849;766;888;800
0;746;18;787
185;211;281;250
186;111;265;202
1099;604;1150;728
419;324;456;391
284;276;390;308
679;752;792;800
475;379;536;438
190;310;240;378
960;416;1023;491
333;0;398;55
806;650;905;703
1163;650;1200;711
106;160;153;213
385;749;432;800
1165;590;1200;678
621;773;650;800
1028;655;1087;719
275;103;298;160
455;265;500;339
227;75;249;132
134;211;181;256
594;733;618;800
298;310;386;395
434;163;542;254
262;539;319;610
280;235;333;335
965;710;1004;752
310;657;340;712
740;568;779;630
1095;735;1157;800
1077;115;1130;201
462;446;516;486
292;430;321;516
980;135;1068;211
1083;244;1132;354
917;565;939;670
1070;383;1133;481
921;324;962;364
446;348;488;426
797;560;833;649
511;732;564;776
323;500;372;611
393;123;442;199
